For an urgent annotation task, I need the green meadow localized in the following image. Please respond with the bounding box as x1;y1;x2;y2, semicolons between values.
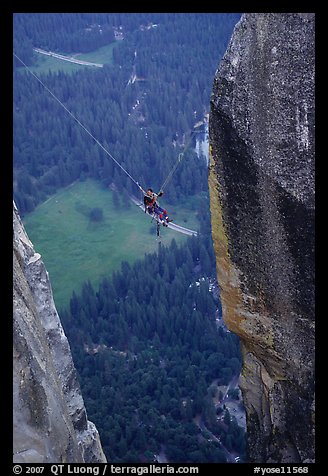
77;43;117;64
23;179;199;311
18;43;116;75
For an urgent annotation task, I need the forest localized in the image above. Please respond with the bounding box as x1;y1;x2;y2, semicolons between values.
13;13;246;463
60;235;246;462
13;13;240;214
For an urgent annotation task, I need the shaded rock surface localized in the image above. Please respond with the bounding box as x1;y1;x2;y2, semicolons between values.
208;13;314;463
13;202;106;463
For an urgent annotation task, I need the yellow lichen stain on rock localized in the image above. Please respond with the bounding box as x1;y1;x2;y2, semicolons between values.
208;147;246;337
208;147;287;385
209;12;315;463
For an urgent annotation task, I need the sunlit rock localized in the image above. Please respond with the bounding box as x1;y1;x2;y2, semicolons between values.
13;202;106;463
209;13;314;463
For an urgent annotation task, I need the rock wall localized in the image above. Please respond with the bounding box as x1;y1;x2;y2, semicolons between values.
208;13;315;463
13;202;107;463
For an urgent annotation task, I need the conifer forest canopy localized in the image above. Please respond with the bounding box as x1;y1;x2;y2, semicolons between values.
13;13;245;463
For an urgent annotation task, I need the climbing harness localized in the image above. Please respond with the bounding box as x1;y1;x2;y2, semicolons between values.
14;52;204;236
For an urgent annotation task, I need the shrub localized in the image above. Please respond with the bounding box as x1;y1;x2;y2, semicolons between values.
90;207;103;222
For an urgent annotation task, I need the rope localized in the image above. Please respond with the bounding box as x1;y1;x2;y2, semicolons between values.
13;52;144;194
159;129;199;192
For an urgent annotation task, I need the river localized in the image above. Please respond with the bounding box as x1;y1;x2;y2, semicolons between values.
195;121;209;165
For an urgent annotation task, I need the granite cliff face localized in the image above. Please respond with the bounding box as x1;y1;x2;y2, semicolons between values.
208;13;314;463
13;202;106;463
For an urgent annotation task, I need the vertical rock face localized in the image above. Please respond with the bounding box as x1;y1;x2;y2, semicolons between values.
13;202;107;463
208;13;314;463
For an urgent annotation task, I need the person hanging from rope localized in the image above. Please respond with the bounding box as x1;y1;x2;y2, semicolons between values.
13;51;202;239
143;188;172;226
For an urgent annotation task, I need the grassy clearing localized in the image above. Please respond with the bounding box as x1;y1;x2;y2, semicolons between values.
17;43;116;75
76;43;116;64
23;179;199;311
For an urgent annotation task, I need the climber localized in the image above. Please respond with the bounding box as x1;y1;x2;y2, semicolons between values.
143;188;172;226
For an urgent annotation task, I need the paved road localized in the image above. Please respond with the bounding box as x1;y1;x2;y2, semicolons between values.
194;414;236;463
194;374;244;463
33;48;103;68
